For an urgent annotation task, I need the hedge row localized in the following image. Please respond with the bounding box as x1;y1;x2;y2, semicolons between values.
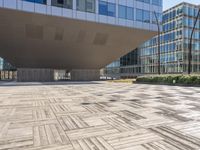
136;75;200;85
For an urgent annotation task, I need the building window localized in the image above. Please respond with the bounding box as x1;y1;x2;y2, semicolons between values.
77;0;95;13
127;7;134;20
136;9;150;23
99;1;116;17
136;9;143;22
136;0;150;4
119;5;134;20
107;2;115;17
143;10;150;23
51;0;73;9
152;0;162;6
99;1;107;16
119;5;126;19
23;0;47;4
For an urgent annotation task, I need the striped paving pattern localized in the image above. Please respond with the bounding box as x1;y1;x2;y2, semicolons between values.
0;82;200;150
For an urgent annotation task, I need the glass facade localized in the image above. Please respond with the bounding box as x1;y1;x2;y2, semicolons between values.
119;5;134;20
17;0;162;29
152;0;162;6
136;9;150;23
105;2;200;78
136;0;162;6
99;1;116;17
104;60;120;77
52;0;73;9
77;0;95;13
136;0;150;4
24;0;47;4
139;3;200;74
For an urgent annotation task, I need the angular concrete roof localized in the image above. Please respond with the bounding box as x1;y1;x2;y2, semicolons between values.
0;8;156;70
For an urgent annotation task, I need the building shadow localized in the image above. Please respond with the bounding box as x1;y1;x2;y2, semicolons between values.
0;80;103;87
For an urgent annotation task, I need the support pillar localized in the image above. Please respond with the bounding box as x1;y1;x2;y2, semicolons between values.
71;69;100;81
17;68;54;82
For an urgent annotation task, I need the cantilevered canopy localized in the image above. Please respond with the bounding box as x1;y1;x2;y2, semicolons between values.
0;8;156;69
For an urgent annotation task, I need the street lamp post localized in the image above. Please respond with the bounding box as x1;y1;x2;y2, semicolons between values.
154;11;161;75
188;8;200;75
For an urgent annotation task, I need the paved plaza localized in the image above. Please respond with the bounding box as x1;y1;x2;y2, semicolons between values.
1;82;200;150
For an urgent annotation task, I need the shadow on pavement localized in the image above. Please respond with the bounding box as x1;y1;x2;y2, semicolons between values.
0;81;103;87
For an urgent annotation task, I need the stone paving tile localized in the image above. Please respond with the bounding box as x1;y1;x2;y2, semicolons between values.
0;82;200;149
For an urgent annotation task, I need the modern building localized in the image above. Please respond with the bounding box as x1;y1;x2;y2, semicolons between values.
104;2;200;78
0;0;162;81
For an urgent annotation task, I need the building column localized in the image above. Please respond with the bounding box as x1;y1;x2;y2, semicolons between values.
71;69;100;81
17;68;54;82
3;71;5;79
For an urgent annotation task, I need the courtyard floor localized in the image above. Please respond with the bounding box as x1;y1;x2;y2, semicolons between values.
1;81;200;150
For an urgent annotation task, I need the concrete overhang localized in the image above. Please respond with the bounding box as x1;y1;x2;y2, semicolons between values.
0;7;156;70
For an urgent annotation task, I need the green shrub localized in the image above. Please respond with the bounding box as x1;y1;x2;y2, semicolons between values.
136;75;200;85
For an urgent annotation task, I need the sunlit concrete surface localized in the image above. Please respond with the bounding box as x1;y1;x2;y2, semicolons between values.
1;81;200;150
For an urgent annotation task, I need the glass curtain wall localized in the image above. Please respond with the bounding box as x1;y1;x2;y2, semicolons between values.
136;9;150;23
99;1;116;17
120;3;200;75
105;2;200;78
24;0;47;4
119;5;134;20
77;0;95;13
51;0;73;9
136;0;162;6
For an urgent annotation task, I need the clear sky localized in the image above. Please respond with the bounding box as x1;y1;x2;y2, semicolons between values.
163;0;200;10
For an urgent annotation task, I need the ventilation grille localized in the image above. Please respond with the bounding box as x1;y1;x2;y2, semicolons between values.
55;28;64;41
25;24;43;40
93;33;108;45
76;30;86;43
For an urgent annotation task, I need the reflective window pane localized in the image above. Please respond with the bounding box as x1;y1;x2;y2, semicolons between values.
23;0;47;4
77;0;86;11
99;1;116;17
136;0;150;4
77;0;95;13
107;2;116;17
119;5;126;19
143;10;150;23
127;7;134;20
136;9;150;23
136;9;143;22
86;0;95;13
52;0;73;9
99;1;108;16
119;5;134;21
152;0;162;6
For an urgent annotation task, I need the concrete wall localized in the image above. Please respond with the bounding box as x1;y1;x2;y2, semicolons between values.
17;68;54;82
71;69;100;81
0;8;157;71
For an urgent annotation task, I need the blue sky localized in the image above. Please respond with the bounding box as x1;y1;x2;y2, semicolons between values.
163;0;200;10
